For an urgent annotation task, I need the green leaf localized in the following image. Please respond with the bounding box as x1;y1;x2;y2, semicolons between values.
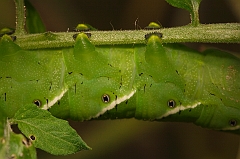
11;104;91;155
0;109;7;158
25;0;46;33
0;132;37;159
165;0;201;26
0;110;36;159
8;132;37;159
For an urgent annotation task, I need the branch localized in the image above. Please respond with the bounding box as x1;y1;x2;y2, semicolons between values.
14;23;240;50
14;0;27;35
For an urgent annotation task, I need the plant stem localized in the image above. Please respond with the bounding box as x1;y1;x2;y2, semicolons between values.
14;23;240;50
14;0;27;35
190;1;200;26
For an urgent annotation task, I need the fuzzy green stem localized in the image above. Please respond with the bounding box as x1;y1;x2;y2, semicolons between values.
14;0;27;35
14;23;240;50
190;1;200;26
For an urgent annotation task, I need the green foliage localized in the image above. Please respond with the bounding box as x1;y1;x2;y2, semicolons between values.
0;109;36;159
165;0;201;26
11;104;90;155
5;132;36;159
25;0;46;33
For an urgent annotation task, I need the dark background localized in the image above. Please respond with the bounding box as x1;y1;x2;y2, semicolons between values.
1;0;240;159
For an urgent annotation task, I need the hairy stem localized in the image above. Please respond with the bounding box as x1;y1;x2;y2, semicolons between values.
14;0;27;35
190;0;200;26
14;23;240;50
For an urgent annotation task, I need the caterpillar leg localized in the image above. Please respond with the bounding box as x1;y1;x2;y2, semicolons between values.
72;33;119;79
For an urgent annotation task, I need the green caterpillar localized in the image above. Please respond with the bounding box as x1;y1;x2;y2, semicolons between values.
0;25;240;134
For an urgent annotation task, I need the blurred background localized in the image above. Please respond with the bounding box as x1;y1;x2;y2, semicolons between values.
0;0;240;159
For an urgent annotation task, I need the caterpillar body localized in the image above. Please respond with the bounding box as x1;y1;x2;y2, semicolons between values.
0;30;239;134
